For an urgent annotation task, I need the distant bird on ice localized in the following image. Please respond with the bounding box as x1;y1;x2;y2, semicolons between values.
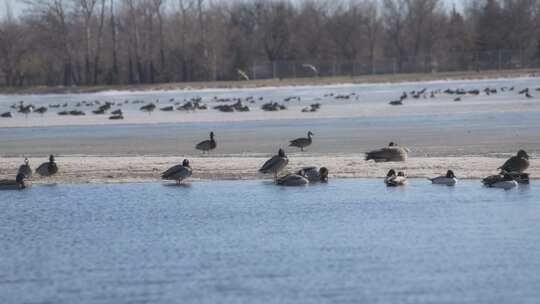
196;131;217;153
289;131;313;152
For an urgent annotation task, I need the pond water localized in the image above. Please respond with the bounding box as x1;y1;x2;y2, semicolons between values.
1;179;539;303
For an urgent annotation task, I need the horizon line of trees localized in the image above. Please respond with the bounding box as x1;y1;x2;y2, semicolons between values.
0;0;539;87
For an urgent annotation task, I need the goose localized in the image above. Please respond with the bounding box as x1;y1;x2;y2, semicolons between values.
35;155;58;177
385;169;407;186
428;170;457;186
296;166;329;182
482;173;517;190
499;150;529;173
0;173;30;190
289;131;313;152
276;174;309;186
259;148;289;183
366;142;409;162
195;132;217;153
18;158;32;178
161;159;192;184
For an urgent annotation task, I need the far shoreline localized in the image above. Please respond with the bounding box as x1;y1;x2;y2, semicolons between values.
1;68;539;95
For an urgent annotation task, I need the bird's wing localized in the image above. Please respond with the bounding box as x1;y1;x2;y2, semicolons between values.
196;140;210;150
35;163;49;175
259;155;280;173
161;165;184;178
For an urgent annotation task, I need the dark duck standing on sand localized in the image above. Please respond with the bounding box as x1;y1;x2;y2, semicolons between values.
36;155;58;177
161;159;192;184
196;131;217;153
365;142;409;162
259;148;289;183
18;158;32;178
289;131;313;152
499;150;529;173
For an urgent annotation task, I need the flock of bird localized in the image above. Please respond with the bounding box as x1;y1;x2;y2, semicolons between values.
0;129;531;190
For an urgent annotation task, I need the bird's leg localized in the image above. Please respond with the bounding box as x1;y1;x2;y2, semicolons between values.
273;171;277;183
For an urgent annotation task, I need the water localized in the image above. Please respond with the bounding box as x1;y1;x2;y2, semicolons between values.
1;179;539;303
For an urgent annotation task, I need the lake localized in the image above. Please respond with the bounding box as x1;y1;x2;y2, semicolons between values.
1;179;539;303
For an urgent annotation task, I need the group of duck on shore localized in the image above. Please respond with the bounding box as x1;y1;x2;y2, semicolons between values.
0;130;531;190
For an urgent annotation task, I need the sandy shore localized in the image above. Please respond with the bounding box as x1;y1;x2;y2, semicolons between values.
0;154;537;184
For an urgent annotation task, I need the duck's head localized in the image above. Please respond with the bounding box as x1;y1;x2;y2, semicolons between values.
49;155;55;163
397;171;405;177
308;131;314;137
386;169;396;177
210;131;214;139
319;167;329;181
388;142;395;147
446;170;455;178
24;158;29;165
278;148;285;157
182;159;190;167
517;150;529;159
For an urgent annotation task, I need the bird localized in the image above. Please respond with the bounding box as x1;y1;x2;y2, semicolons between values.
365;142;409;162
18;158;32;178
35;155;58;177
195;131;217;153
498;150;529;174
296;166;329;182
276;174;309;186
482;173;517;190
385;169;407;186
428;170;457;186
161;159;192;184
0;172;29;190
259;148;289;183
289;131;313;152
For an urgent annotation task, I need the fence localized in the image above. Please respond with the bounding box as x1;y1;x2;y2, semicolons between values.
235;49;540;81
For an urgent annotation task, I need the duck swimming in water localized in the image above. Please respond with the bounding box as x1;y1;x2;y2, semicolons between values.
276;174;309;186
289;131;313;152
196;131;217;153
259;148;289;183
18;158;32;178
482;173;517;190
296;166;328;182
385;169;407;186
366;142;409;162
161;159;192;184
428;170;457;186
35;155;58;177
498;150;529;174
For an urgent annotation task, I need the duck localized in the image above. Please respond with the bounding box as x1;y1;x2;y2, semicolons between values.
35;155;58;177
195;131;217;153
384;169;407;186
498;150;529;173
0;173;30;190
18;158;32;178
259;148;289;183
161;159;192;183
366;142;409;162
296;166;329;182
276;174;309;186
289;131;313;152
428;170;457;186
482;173;518;190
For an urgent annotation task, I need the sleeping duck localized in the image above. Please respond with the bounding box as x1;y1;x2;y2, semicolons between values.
428;170;457;186
482;173;518;190
385;169;407;186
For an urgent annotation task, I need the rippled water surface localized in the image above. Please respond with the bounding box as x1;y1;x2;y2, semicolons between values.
1;179;539;303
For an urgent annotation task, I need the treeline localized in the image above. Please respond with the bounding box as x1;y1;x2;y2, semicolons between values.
0;0;539;87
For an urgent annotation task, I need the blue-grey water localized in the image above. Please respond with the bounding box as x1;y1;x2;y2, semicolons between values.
1;179;539;303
